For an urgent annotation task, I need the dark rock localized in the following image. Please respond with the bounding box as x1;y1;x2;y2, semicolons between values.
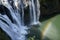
40;0;60;22
26;24;42;40
0;5;13;22
0;28;11;40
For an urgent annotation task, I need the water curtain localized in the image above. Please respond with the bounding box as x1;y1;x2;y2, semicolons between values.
0;0;40;40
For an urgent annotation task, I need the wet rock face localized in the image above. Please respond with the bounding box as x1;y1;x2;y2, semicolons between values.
24;6;31;25
26;24;42;40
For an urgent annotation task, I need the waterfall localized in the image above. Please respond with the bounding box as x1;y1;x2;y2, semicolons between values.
29;0;40;25
0;0;40;40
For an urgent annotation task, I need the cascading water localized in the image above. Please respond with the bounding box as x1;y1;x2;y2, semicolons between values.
0;0;40;40
29;0;40;25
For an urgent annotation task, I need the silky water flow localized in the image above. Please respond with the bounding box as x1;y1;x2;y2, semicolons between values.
0;0;40;40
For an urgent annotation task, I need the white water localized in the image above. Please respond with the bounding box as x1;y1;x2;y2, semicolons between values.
0;0;40;40
29;0;40;25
